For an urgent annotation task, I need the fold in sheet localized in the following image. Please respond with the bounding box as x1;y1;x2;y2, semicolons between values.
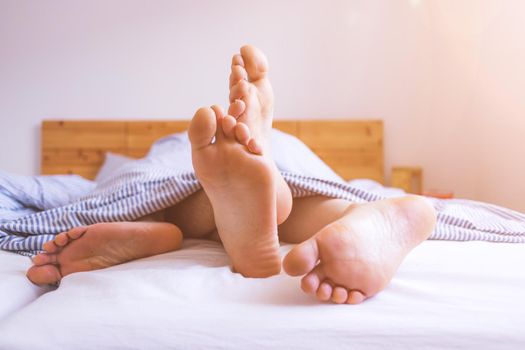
1;130;524;256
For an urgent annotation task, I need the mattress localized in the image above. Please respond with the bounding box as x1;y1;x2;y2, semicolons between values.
0;239;523;349
0;251;51;322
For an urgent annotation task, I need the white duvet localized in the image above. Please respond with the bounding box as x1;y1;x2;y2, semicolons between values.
0;240;524;349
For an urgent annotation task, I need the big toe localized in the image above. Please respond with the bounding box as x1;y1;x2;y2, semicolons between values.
26;265;62;285
283;237;320;276
240;45;269;82
189;107;219;150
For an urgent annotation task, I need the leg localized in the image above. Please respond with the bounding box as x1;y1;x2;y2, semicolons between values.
187;45;294;277
26;45;292;285
227;45;292;224
188;105;282;277
26;221;183;285
278;196;351;244
164;189;217;239
281;195;437;304
168;44;293;238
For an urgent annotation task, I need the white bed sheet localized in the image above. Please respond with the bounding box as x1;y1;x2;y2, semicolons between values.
0;251;51;322
0;240;523;349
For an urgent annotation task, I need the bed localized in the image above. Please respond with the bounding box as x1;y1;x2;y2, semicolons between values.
0;120;523;349
39;119;385;183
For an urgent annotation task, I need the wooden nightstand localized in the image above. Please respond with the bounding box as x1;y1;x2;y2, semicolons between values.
391;166;422;194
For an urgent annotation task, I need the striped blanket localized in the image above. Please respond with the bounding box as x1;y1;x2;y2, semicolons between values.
1;130;525;256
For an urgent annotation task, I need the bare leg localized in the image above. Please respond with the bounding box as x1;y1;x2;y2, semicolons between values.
187;45;294;278
228;46;292;224
164;189;216;239
278;196;351;243
167;44;292;240
25;186;218;286
281;195;436;304
188;105;282;278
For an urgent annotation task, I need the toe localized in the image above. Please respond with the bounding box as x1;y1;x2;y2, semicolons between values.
231;53;244;67
234;122;251;146
247;138;263;155
32;253;58;266
240;45;269;82
210;105;225;120
229;80;249;103
347;290;366;304
229;65;247;88
66;226;88;240
26;265;62;285
283;236;320;276
228;99;246;118
221;115;237;138
331;286;349;304
300;266;324;294
316;281;333;302
43;240;59;253
189;107;219;150
54;232;70;247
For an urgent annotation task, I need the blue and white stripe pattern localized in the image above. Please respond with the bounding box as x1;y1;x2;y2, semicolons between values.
1;131;524;256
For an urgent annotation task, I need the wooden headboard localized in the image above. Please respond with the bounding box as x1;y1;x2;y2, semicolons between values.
41;120;384;183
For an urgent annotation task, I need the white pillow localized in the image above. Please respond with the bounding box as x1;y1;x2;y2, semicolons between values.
95;152;135;183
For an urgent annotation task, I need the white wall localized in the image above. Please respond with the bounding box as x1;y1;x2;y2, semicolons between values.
0;0;524;212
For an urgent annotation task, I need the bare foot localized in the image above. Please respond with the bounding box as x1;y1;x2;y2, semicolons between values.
189;105;281;277
228;45;273;142
26;222;183;285
227;45;292;224
283;196;437;304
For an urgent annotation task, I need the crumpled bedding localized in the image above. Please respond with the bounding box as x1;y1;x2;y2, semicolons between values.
0;170;95;222
1;130;524;256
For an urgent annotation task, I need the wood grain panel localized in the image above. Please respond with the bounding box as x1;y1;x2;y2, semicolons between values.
41;164;100;180
298;120;384;183
314;149;384;183
299;120;383;148
42;149;126;165
127;121;190;151
273;121;299;137
42;121;126;149
41;119;384;183
42;121;128;178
